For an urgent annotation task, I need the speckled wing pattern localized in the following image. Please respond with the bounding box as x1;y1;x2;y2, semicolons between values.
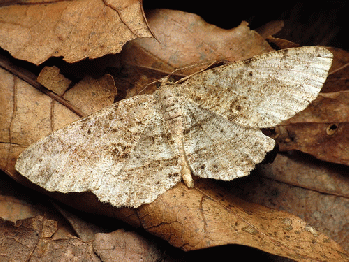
178;46;333;127
181;100;275;181
15;47;333;207
16;95;182;208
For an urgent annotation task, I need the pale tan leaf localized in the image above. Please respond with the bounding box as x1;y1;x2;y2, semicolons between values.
0;0;152;64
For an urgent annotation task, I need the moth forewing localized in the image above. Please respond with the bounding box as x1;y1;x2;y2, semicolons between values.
15;47;333;208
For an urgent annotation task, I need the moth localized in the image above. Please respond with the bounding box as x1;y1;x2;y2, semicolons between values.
16;47;333;208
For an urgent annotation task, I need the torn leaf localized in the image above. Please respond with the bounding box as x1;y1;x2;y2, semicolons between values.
0;0;152;64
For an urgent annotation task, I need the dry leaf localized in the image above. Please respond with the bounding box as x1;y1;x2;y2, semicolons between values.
37;66;72;96
0;171;167;261
0;215;100;261
93;229;162;262
0;176;51;222
136;181;348;261
322;48;349;92
0;216;41;261
275;122;349;165
116;9;274;99
0;66;117;179
0;0;152;64
55;204;106;242
122;9;273;75
1;7;348;260
255;20;285;39
234;152;349;252
273;48;349;165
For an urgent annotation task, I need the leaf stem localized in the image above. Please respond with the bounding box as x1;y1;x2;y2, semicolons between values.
0;53;85;118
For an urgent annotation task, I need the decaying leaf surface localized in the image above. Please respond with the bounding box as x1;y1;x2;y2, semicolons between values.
1;7;349;261
0;215;101;261
322;48;349;93
273;48;349;165
117;9;274;99
275;122;349;165
0;171;171;261
0;66;117;179
122;9;273;76
136;181;348;261
93;229;162;262
0;0;152;64
0;216;41;261
233;153;349;253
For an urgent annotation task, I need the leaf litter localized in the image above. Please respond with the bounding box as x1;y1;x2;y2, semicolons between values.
0;6;348;262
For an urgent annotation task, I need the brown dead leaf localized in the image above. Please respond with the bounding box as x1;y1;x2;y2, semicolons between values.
0;66;117;180
94;229;162;262
273;48;349;165
135;181;348;261
322;47;349;93
37;66;72;96
122;9;273;76
0;172;80;241
55;204;106;242
1;8;348;260
117;9;273;99
0;175;51;223
0;215;100;261
0;170;169;261
0;216;41;261
255;20;285;39
0;0;152;64
17;176;348;261
233;152;349;253
275;122;349;165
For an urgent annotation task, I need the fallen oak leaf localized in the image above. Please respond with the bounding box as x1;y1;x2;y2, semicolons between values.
0;0;152;65
115;10;274;100
37;66;72;97
0;216;41;261
321;47;349;93
37;66;117;117
117;9;274;99
0;53;85;118
13;173;347;260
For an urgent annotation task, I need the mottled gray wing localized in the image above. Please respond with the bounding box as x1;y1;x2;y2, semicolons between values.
178;46;332;128
182;100;275;180
15;95;181;208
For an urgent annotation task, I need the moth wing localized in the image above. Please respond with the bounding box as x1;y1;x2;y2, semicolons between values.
178;46;333;128
101;103;182;208
15;95;181;208
182;100;275;180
